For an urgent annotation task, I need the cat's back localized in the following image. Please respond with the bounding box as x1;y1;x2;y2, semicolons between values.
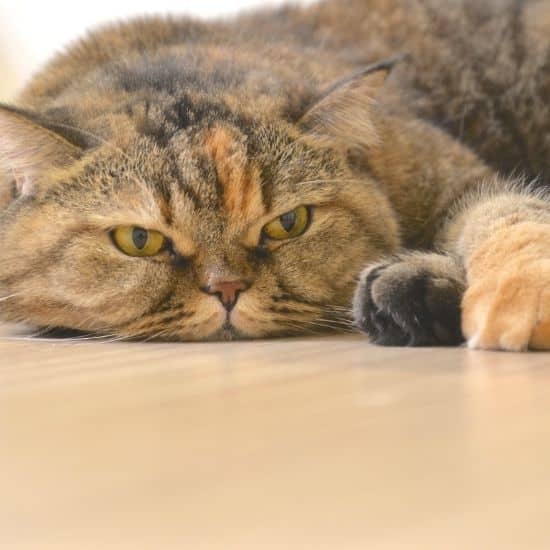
19;8;353;114
18;0;429;108
20;0;544;105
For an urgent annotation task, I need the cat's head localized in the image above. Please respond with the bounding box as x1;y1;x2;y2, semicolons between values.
0;66;398;340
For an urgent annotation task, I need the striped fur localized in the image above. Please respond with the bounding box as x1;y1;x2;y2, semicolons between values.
0;0;549;345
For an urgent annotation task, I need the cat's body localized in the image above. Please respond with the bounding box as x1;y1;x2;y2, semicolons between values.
1;0;550;349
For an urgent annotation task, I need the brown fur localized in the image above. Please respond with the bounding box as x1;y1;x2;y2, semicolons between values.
0;0;550;348
203;126;264;221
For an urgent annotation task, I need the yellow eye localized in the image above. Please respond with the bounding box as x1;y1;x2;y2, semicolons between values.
111;226;167;257
262;206;310;241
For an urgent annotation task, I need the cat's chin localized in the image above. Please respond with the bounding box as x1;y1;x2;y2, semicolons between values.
205;320;248;342
202;307;279;341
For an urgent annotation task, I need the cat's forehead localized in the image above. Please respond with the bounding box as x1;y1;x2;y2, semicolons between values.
201;125;265;222
141;119;277;228
79;115;342;246
87;121;276;248
116;96;332;219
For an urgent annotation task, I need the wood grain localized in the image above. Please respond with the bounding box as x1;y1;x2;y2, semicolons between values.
1;324;550;549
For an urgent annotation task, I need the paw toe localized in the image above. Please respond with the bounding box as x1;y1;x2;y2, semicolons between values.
354;260;464;347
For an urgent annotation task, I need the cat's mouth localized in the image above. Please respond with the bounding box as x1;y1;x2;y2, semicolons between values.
208;319;246;341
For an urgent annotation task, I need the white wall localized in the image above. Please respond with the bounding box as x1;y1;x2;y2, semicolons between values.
0;0;311;102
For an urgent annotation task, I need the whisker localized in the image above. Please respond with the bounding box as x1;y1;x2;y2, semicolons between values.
58;333;120;343
96;332;138;344
143;327;175;342
308;321;356;332
0;293;20;303
316;318;356;328
321;304;353;311
271;313;357;336
297;178;368;186
279;321;322;336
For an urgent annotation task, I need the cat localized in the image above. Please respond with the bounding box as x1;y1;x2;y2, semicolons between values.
1;0;550;350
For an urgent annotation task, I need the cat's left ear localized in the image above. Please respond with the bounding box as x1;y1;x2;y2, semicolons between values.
0;104;83;205
299;58;399;150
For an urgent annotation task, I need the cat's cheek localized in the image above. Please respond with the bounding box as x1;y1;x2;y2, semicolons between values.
51;257;169;326
182;297;227;340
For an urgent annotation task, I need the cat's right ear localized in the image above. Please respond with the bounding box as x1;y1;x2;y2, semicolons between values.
0;104;82;207
298;57;400;151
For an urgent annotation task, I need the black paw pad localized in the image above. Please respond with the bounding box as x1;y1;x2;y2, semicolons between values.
355;266;464;347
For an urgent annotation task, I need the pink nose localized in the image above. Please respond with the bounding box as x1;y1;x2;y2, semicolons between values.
205;279;248;311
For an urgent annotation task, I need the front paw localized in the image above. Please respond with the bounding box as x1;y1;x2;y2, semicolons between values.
463;222;550;351
353;254;465;346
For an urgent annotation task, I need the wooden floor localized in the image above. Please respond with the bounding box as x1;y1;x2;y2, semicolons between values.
2;324;550;549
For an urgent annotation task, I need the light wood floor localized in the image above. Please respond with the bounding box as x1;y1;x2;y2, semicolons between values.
1;323;550;549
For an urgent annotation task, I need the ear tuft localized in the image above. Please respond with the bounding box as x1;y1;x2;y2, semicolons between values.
0;104;82;204
299;56;402;151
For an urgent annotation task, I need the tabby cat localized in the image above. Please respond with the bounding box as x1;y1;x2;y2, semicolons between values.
1;0;550;350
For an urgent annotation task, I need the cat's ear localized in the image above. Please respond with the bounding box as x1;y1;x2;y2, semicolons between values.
0;104;82;205
299;58;399;150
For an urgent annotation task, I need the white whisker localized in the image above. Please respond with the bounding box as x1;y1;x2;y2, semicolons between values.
0;293;20;303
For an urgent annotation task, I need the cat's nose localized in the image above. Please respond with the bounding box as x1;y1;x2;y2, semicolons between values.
204;279;249;311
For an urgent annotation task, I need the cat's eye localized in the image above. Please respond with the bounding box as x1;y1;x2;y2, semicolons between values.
111;226;167;257
262;206;310;241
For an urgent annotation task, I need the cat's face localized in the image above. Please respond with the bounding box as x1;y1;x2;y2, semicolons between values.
0;71;398;340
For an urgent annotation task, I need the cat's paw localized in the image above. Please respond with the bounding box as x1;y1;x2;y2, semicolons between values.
353;254;465;346
463;222;550;351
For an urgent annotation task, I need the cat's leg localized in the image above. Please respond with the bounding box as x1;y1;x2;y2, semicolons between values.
353;252;465;346
450;191;550;351
355;184;550;351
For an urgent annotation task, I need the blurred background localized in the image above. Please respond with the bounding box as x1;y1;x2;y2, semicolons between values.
0;0;311;102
